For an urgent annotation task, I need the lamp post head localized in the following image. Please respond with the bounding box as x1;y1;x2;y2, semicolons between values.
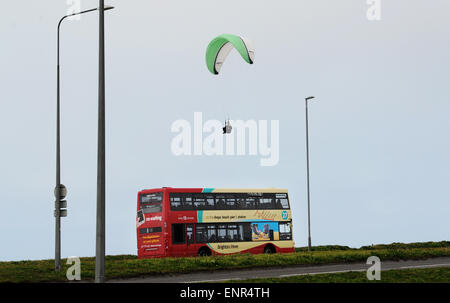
62;5;115;21
305;96;315;101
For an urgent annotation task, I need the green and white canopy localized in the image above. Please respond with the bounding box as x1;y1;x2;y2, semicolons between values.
205;34;255;75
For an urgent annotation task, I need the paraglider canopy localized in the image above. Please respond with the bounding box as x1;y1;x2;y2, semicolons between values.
206;34;254;75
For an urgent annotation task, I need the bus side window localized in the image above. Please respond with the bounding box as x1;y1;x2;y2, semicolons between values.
275;199;282;209
170;195;181;210
186;224;194;244
280;198;289;209
279;222;292;240
183;195;193;210
195;224;208;243
259;198;273;209
275;193;289;209
227;224;238;241
235;198;244;209
225;196;236;209
238;224;244;241
245;197;256;209
193;195;206;209
217;224;227;242
243;223;252;241
207;224;217;242
206;196;215;210
216;196;225;210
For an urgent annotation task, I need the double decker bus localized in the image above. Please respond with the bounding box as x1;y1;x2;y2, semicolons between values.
136;187;294;258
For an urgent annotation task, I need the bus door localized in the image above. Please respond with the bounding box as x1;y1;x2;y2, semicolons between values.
171;223;194;256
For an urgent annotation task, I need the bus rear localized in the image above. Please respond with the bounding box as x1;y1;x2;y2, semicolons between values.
136;189;166;258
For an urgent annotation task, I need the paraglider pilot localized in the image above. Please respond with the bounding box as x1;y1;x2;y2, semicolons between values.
223;120;232;134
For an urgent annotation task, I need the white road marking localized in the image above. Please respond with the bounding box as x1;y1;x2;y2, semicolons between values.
187;278;242;283
279;269;366;278
398;263;450;269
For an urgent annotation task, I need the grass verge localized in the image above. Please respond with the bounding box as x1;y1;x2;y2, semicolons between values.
0;246;449;283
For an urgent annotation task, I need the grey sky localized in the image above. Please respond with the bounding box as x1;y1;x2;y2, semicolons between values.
0;0;449;261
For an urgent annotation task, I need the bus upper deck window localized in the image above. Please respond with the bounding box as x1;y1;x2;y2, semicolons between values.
276;193;290;209
280;199;289;209
206;196;215;209
170;196;181;209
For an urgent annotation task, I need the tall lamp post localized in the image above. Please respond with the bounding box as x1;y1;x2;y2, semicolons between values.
95;0;107;283
305;96;315;251
55;5;114;272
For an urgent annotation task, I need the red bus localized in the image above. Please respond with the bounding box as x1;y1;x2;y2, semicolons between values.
136;187;295;258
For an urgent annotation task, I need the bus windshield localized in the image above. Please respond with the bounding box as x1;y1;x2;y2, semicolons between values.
140;192;163;213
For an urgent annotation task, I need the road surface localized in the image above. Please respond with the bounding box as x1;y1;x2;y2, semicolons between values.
110;256;450;283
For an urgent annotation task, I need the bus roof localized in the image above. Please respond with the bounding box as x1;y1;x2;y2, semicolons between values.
139;188;288;194
202;188;288;193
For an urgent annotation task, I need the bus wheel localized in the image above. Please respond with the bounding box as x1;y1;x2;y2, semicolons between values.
198;247;211;257
264;244;276;254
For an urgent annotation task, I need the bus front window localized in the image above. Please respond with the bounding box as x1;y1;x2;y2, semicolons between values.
140;192;163;213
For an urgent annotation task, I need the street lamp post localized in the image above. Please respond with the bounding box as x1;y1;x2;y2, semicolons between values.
305;96;315;252
95;0;106;283
55;5;114;272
